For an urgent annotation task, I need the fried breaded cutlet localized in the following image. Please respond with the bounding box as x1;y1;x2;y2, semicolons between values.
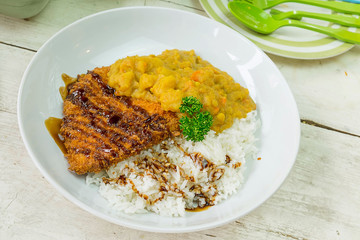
60;67;180;175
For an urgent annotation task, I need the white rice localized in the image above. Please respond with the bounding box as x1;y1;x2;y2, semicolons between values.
86;110;259;217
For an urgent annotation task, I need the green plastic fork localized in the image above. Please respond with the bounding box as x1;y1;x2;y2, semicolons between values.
270;9;360;28
241;0;360;14
228;1;360;44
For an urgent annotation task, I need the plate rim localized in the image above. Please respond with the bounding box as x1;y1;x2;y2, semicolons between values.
17;6;300;233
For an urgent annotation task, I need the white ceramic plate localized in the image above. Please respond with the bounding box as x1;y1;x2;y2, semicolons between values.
200;0;356;59
18;7;300;233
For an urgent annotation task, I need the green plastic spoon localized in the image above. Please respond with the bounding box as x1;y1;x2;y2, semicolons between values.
228;1;360;44
270;9;360;28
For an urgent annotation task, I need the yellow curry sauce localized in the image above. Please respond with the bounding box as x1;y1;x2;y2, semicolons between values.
107;49;256;132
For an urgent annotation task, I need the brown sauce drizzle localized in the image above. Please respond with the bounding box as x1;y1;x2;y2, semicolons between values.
63;72;169;154
45;74;76;154
186;205;212;212
44;117;67;154
59;73;77;100
102;142;223;210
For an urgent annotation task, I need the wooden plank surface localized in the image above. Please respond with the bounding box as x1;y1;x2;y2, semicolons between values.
268;49;360;136
0;0;204;51
1;0;360;239
0;44;34;114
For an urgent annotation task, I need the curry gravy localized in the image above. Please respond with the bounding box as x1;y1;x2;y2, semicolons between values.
107;49;256;132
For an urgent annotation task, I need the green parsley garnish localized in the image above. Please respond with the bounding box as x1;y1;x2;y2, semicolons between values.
179;96;203;116
179;96;213;142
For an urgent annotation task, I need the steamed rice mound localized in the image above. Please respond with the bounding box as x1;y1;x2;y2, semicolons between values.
86;111;259;217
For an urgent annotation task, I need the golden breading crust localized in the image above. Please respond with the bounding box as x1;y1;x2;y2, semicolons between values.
60;67;180;174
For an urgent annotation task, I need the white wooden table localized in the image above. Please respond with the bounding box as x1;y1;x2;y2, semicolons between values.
1;1;360;239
